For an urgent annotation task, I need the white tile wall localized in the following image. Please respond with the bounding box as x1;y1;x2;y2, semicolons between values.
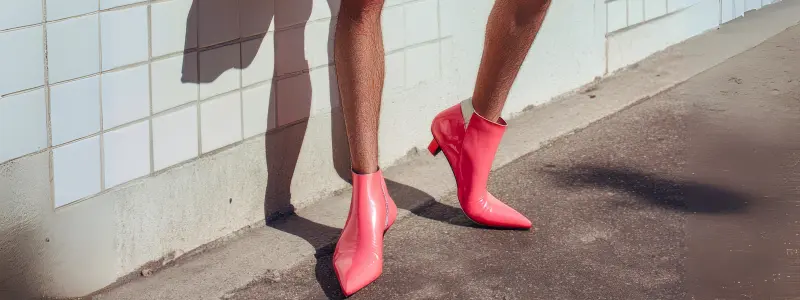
607;0;628;33
404;0;438;46
0;26;45;95
242;83;275;138
734;0;746;16
153;105;198;170
304;19;334;70
385;51;405;91
309;65;337;115
745;0;761;11
0;0;783;207
200;93;242;153
151;0;196;57
53;136;101;207
0;89;48;163
721;0;735;23
102;65;150;129
383;5;405;52
46;0;97;21
152;54;199;113
50;76;101;145
100;6;149;71
629;0;645;25
199;44;241;99
0;1;43;30
101;0;145;10
406;43;440;87
198;0;240;47
669;0;698;12
46;15;101;83
242;35;275;87
103;120;150;188
645;0;668;20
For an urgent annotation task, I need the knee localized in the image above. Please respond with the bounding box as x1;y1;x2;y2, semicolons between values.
340;0;385;22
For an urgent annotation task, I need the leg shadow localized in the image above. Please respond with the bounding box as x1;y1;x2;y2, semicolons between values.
546;165;751;214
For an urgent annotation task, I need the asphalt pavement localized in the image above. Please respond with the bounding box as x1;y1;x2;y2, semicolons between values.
228;25;800;300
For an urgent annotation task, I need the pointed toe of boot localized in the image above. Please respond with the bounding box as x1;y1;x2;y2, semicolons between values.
334;254;382;297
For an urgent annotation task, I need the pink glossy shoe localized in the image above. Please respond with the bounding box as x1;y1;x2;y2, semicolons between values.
333;170;398;296
428;100;532;229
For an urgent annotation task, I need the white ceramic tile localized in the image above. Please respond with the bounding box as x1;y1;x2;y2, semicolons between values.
309;65;337;114
629;0;644;25
103;120;150;188
46;0;96;21
668;0;697;12
199;44;241;99
645;0;668;20
382;5;405;52
274;26;305;75
384;51;404;91
53;136;101;207
0;0;42;30
200;92;242;153
152;105;198;170
720;0;735;23
199;0;239;47
607;0;628;33
50;76;101;145
734;0;746;16
152;54;199;113
745;0;761;11
152;0;196;57
242;84;275;138
304;19;333;70
276;73;310;126
242;34;275;87
240;0;274;37
0;89;47;163
438;0;456;37
405;42;439;87
102;65;150;129
46;15;101;83
404;0;438;46
101;0;145;10
0;26;45;95
101;6;148;70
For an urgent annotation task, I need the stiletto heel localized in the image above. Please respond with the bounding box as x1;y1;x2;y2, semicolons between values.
428;139;441;156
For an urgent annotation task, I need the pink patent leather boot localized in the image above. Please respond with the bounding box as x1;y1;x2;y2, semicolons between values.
333;170;398;296
428;100;532;229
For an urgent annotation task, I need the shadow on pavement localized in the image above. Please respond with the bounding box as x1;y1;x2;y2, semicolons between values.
547;165;751;214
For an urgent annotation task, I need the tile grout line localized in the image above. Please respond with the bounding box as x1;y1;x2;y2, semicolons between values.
41;0;55;210
238;0;245;144
98;0;107;193
148;0;155;175
195;0;203;157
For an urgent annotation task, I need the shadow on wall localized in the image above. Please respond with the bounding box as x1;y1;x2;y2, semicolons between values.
545;165;751;214
180;0;350;216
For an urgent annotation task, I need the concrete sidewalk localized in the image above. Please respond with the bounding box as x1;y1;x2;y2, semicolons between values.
229;24;800;300
93;2;800;300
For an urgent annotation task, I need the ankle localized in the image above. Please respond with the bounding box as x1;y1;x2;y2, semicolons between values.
352;166;379;175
